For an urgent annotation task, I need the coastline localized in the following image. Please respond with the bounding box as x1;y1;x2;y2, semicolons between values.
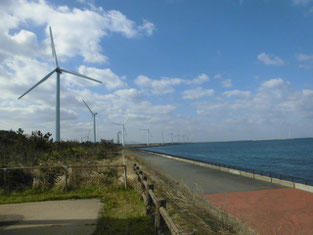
135;148;313;194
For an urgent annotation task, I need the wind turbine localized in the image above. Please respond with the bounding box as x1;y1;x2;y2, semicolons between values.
112;119;128;146
18;27;102;141
141;128;151;146
82;99;98;143
161;131;164;145
140;123;151;146
168;129;174;144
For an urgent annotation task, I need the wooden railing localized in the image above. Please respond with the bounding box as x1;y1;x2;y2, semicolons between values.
133;163;194;235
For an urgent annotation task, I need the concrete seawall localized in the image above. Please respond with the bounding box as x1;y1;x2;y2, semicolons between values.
139;149;313;194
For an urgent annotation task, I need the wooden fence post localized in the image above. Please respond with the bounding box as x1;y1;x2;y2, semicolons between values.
155;198;166;235
139;170;144;190
146;181;154;215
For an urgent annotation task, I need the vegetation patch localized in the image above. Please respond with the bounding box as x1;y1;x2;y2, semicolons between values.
94;186;154;235
0;186;106;204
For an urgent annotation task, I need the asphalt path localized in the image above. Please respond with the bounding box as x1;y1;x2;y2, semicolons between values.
0;199;102;235
132;149;283;195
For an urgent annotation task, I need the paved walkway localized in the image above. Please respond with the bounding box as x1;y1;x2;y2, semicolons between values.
132;149;283;194
0;199;102;235
132;149;313;235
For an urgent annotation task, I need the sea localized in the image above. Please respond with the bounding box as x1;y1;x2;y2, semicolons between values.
142;138;313;185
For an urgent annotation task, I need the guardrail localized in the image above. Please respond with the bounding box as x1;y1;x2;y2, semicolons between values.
139;149;313;186
0;164;127;192
133;163;194;235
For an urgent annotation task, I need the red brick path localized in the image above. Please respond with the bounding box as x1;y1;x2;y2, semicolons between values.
203;188;313;235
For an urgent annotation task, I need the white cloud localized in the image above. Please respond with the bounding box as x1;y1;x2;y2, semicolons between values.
303;89;313;96
135;73;210;95
296;53;313;69
188;73;210;85
257;52;285;66
76;65;127;90
182;87;214;99
137;19;155;36
223;90;251;99
114;88;142;101
135;75;184;95
0;0;155;64
214;73;222;79
296;53;313;61
193;78;313;140
261;78;290;89
222;79;232;88
292;0;313;6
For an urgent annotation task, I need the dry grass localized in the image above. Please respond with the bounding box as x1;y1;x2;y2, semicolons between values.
125;149;256;235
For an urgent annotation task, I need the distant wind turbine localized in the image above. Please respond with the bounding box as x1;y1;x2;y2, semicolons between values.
161;131;164;145
169;129;174;144
112;119;128;146
18;27;102;141
140;123;151;146
82;99;98;143
141;129;151;146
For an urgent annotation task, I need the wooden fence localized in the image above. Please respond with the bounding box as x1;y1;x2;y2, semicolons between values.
133;163;194;235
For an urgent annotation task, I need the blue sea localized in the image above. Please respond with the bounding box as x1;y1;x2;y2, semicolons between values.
142;138;313;185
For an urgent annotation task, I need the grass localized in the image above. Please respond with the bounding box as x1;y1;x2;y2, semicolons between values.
94;186;154;235
0;185;154;235
0;186;106;204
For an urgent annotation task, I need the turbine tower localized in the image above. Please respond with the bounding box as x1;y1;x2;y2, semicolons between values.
116;131;121;144
140;128;151;146
82;99;98;143
18;27;102;141
112;119;128;146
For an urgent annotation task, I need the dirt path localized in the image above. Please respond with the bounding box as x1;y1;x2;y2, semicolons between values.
0;199;102;235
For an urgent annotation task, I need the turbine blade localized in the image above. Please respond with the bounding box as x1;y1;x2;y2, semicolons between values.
124;118;129;125
111;122;122;126
61;68;102;84
18;69;56;99
49;27;59;67
82;99;94;115
123;126;127;136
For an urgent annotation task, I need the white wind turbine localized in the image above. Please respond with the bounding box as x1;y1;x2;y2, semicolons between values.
112;119;128;146
18;27;102;141
141;123;151;146
161;130;164;145
82;99;98;143
168;129;174;144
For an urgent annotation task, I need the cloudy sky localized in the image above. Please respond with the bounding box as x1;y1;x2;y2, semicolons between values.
0;0;313;143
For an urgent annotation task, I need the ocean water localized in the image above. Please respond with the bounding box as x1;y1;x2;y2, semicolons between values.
142;138;313;184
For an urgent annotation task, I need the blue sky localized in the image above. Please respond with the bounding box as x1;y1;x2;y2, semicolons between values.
0;0;313;143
